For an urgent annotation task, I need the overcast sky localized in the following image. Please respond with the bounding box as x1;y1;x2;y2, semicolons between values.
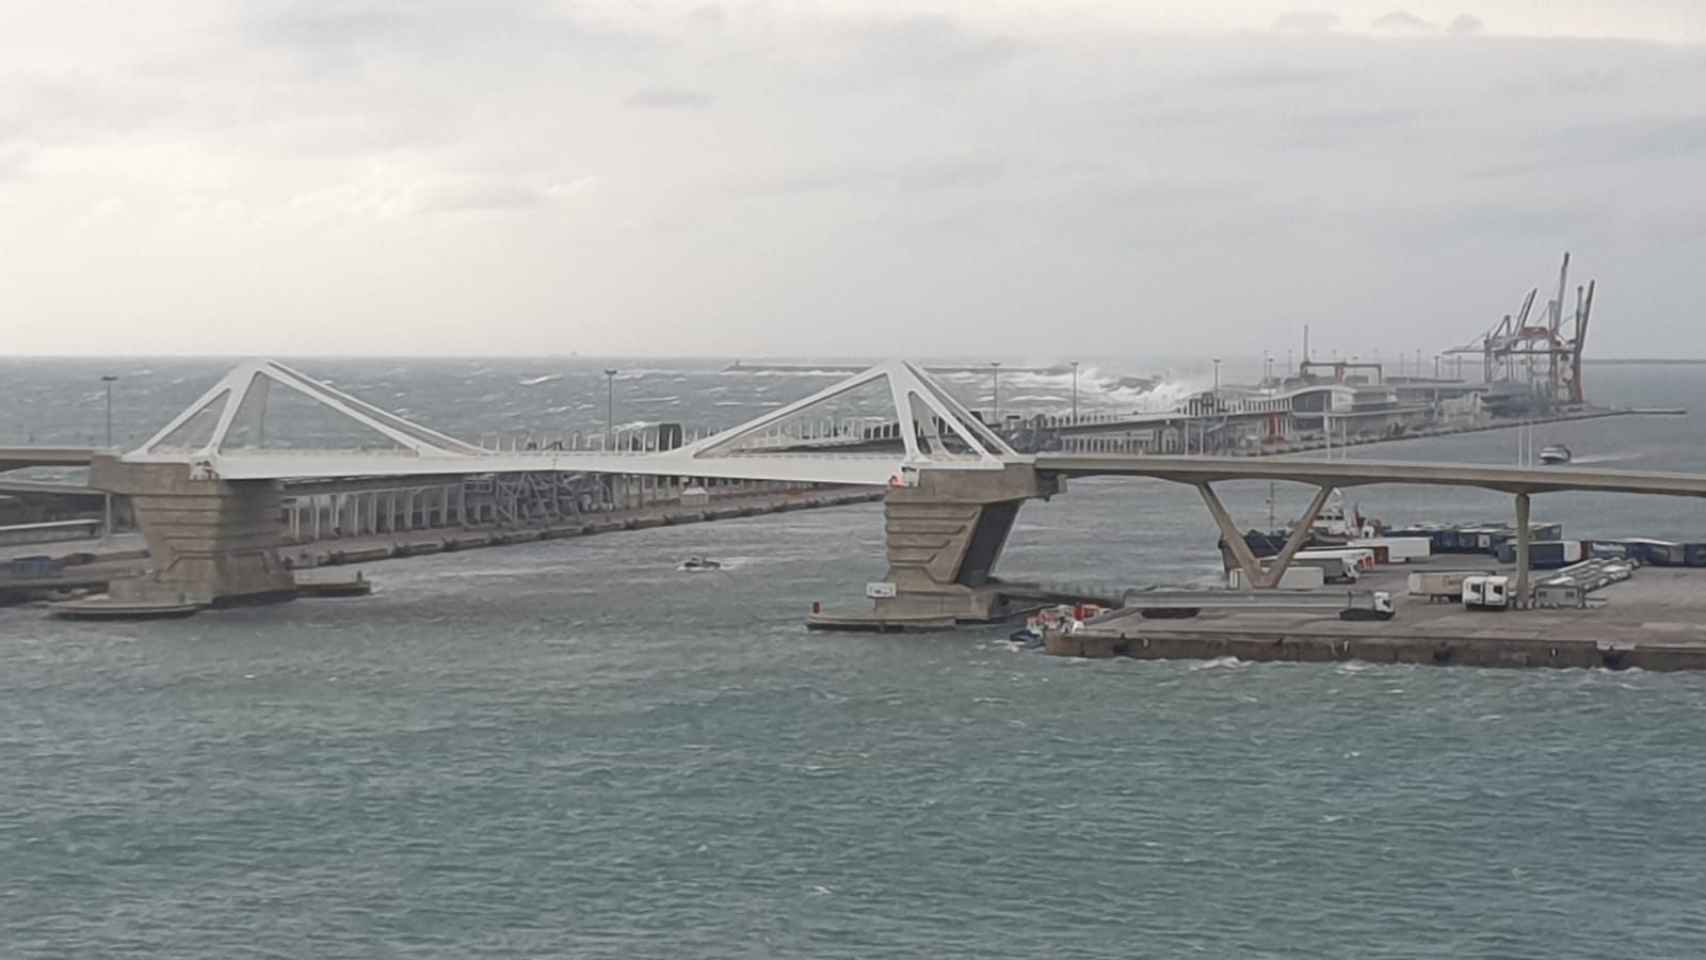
2;1;1703;360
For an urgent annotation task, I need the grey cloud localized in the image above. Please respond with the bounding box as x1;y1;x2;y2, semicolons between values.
0;144;31;181
1554;114;1706;161
5;5;1706;358
1371;10;1435;32
1280;108;1416;147
1447;14;1485;35
1272;12;1341;33
626;88;715;110
255;6;412;49
742;157;1005;197
411;177;585;214
1471;113;1706;176
687;4;725;29
1501;66;1629;99
894;158;1005;192
834;15;1023;82
1208;65;1348;89
1393;202;1606;243
0;77;165;148
243;1;656;68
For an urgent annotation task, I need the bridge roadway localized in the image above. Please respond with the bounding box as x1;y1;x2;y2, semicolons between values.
1034;454;1706;499
0;447;97;471
178;449;910;486
1035;453;1706;604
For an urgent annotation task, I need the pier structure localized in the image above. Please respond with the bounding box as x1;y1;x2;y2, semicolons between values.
11;358;1706;622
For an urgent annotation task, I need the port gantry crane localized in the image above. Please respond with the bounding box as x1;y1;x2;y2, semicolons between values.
1445;252;1595;406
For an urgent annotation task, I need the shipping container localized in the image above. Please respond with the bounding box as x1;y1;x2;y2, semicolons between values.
1296;548;1377;571
1494;540;1583;568
1623;538;1686;566
1350;537;1431;563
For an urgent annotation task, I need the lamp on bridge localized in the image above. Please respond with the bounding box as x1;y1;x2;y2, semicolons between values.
990;361;1001;423
1069;360;1079;425
604;368;618;449
100;374;118;541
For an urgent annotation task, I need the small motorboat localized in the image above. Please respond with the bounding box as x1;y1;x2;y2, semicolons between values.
678;556;722;572
1008;626;1043;645
1539;444;1572;465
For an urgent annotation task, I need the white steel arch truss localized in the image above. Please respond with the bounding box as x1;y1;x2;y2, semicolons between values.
679;359;1017;468
132;359;485;462
124;358;1022;483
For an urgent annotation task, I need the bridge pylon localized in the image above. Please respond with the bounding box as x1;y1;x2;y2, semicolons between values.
89;456;296;607
807;463;1058;628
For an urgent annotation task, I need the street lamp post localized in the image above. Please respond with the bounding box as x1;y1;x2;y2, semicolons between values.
101;375;118;447
100;375;118;539
1069;361;1079;425
990;361;1001;424
1209;358;1222;455
603;368;618;448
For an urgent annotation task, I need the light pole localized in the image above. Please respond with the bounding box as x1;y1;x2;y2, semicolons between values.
603;368;618;448
100;375;117;539
1069;361;1079;425
990;361;1001;424
1209;358;1222;455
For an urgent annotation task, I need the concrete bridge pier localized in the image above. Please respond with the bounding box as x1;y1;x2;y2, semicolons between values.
90;456;296;606
1200;481;1336;589
868;464;1059;623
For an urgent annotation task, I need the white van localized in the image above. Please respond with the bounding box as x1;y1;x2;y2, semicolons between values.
1463;575;1510;610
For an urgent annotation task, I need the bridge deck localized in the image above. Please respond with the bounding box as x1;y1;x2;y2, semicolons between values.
0;447;97;470
203;450;912;485
1036;454;1706;499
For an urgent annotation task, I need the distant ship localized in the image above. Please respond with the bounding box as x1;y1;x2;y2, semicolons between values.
1539;444;1572;465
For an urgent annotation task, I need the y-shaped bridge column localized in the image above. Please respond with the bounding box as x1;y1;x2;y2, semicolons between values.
1514;492;1531;609
90;457;297;606
1199;481;1336;589
1198;482;1262;590
1262;485;1336;587
876;464;1059;622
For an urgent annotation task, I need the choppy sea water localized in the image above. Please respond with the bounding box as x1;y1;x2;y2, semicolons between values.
4;358;1706;957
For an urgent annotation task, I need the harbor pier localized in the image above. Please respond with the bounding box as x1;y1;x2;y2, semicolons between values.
1045;566;1706;672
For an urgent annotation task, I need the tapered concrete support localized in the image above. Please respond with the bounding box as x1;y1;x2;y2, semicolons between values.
89;456;296;606
1262;485;1335;587
1515;492;1531;609
1198;482;1262;591
874;464;1059;622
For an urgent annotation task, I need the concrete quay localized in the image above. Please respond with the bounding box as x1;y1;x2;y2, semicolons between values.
0;486;883;606
281;485;882;571
1045;567;1706;671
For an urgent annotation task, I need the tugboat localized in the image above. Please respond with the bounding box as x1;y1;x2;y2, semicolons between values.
1539;444;1572;465
1307;489;1371;544
678;556;722;572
